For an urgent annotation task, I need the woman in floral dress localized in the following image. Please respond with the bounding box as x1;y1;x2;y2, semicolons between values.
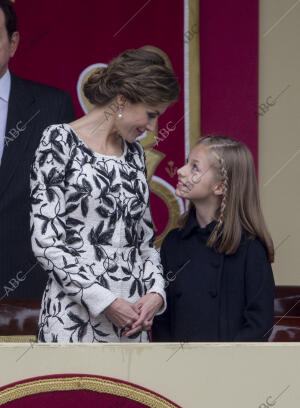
30;48;180;342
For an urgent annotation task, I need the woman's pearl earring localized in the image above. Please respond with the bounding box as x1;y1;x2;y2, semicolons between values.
118;105;124;119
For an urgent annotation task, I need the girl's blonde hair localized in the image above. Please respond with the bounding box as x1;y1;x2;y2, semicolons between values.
178;135;274;262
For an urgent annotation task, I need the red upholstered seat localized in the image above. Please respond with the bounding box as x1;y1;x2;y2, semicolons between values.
0;374;182;407
0;299;41;337
270;286;300;341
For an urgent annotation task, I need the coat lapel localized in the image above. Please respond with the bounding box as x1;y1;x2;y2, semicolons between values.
0;73;37;196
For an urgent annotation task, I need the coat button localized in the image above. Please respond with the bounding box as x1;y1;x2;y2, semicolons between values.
210;260;220;268
209;290;217;298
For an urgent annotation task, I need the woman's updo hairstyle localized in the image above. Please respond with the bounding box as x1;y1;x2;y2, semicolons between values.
83;47;180;107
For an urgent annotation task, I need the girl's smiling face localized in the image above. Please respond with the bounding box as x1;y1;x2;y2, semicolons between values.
175;144;223;201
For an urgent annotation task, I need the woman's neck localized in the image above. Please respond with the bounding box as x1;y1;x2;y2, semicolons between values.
69;106;121;152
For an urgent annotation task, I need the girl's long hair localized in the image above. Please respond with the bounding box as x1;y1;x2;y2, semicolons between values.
177;135;274;263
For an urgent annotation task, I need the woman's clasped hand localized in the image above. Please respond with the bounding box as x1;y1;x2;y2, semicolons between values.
104;293;163;337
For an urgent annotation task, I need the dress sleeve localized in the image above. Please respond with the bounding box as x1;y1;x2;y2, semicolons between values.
151;237;172;341
234;239;275;341
30;125;117;318
136;145;167;316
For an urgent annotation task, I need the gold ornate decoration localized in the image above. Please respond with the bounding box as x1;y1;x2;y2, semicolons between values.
165;161;178;178
149;179;181;248
0;376;181;407
188;0;201;150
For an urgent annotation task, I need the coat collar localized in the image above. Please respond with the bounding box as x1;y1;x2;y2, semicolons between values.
181;206;218;239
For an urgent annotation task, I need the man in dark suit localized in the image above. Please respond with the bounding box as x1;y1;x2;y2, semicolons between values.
0;0;76;299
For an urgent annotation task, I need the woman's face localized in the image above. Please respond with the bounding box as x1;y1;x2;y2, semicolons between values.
176;144;222;201
116;98;170;142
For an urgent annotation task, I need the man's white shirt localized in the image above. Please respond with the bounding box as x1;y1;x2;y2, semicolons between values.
0;70;11;165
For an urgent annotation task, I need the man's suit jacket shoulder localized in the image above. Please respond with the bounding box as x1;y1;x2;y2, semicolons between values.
0;72;76;197
9;73;75;124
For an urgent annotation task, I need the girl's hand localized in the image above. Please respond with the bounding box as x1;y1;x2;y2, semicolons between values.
123;293;163;337
104;298;140;329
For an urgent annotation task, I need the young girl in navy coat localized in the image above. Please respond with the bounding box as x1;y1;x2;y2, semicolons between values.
152;135;275;342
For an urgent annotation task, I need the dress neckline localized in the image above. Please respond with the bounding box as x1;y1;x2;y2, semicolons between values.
64;123;127;160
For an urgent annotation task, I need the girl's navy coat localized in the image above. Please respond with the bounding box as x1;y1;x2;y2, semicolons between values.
152;207;275;342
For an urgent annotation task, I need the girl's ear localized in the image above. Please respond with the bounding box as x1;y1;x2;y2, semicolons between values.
212;180;224;196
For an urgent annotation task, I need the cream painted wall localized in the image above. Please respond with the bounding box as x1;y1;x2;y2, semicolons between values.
259;0;300;285
0;343;299;407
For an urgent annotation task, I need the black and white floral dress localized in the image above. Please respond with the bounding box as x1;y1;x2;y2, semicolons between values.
30;123;166;343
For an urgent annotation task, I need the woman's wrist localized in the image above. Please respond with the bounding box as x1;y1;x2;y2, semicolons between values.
149;292;164;309
149;292;163;300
